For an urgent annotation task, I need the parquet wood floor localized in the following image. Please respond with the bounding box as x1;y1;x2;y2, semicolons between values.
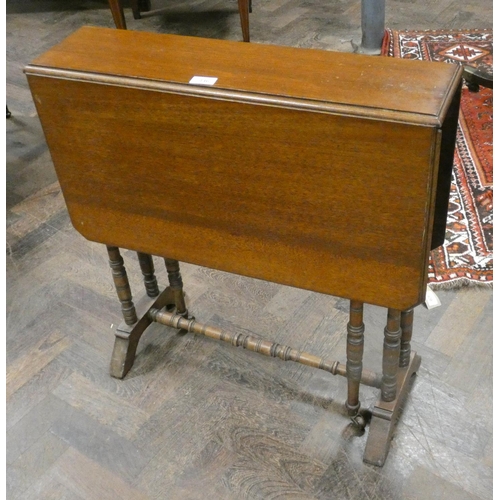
6;1;493;498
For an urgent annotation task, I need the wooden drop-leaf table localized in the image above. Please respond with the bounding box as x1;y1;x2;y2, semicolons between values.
25;26;462;466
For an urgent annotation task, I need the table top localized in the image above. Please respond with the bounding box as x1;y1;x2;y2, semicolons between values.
26;27;463;310
28;26;461;126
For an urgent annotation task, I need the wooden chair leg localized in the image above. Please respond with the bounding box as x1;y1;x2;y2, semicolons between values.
237;0;250;42
107;0;127;29
130;0;151;20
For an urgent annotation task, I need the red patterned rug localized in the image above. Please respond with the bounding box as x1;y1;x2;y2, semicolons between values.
382;29;493;288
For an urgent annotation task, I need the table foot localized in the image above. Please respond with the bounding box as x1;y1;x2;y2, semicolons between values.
363;350;421;466
110;286;175;378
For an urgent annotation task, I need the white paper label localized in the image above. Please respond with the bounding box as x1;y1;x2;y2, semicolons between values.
425;285;441;309
189;76;218;86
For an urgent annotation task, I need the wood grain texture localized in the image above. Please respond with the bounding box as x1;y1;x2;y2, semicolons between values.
52;372;151;439
7;0;492;498
6;330;71;399
7;431;68;499
25;28;461;309
424;289;489;357
7;394;69;466
27;26;460;122
51;447;149;500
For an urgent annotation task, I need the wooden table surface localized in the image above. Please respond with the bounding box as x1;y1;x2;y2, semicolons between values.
25;27;462;311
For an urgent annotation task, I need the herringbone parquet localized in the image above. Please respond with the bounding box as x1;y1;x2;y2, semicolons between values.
6;1;493;499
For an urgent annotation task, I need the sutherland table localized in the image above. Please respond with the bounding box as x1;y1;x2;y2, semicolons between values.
25;26;462;466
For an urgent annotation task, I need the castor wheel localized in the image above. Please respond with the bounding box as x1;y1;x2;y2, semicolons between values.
351;413;368;430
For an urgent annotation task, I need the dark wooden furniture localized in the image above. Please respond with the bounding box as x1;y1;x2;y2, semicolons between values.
107;0;126;29
107;0;251;42
463;64;493;91
25;26;462;466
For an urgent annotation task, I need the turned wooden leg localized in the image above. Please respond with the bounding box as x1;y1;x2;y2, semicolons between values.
381;309;402;402
399;308;414;368
107;245;140;378
137;252;159;297
107;246;137;325
109;255;190;378
110;286;176;379
164;258;187;316
107;247;176;379
364;307;420;466
346;300;365;422
237;0;250;42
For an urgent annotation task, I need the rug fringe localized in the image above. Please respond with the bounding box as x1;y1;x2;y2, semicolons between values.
381;29;392;56
428;279;493;291
385;27;491;34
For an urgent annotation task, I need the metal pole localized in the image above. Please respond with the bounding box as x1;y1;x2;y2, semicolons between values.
361;0;386;54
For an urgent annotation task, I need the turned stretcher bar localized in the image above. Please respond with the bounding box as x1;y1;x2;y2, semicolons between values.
149;306;383;388
25;27;462;466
